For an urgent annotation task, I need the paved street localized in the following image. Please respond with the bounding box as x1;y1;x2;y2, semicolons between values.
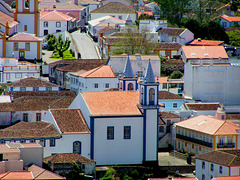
71;31;100;59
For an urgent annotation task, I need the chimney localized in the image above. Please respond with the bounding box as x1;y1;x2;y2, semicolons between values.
197;38;201;42
216;107;226;120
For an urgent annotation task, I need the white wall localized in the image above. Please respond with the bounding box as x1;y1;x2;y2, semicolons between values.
11;110;46;123
91;13;136;22
40;20;68;37
0;112;11;126
16;14;35;34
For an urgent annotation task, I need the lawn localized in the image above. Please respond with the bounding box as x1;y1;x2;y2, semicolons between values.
50;50;76;59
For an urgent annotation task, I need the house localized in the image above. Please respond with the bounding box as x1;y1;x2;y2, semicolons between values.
174;114;240;156
139;20;167;33
195;150;240;180
157;77;184;95
188;39;224;46
0;91;76;126
39;10;77;37
0;0;43;60
44;153;96;176
158;91;186;111
39;1;86;27
100;0;133;7
107;54;161;77
0;142;43;173
48;59;106;90
0;58;40;83
157;28;194;45
220;15;240;28
90;2;137;23
70;65;118;93
181;46;240;106
67;60;159;165
6;77;60;92
145;2;160;18
154;42;182;58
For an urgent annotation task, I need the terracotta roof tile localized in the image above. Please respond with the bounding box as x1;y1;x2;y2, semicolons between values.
157;28;186;36
0;11;18;28
8;32;42;41
0;144;19;153
181;46;228;59
160;111;181;119
158;91;184;100
91;2;135;14
28;164;66;179
81;91;142;116
195;150;240;167
221;15;240;22
213;176;240;180
97;26;118;34
156;42;182;50
189;39;224;46
40;10;73;21
50;109;90;133
44;153;95;164
186;103;221;111
0;121;61;139
39;2;85;11
226;113;240;120
104;88;119;91
76;65;116;78
7;77;59;87
0;171;33;179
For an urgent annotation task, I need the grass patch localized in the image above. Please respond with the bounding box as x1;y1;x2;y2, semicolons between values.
50;50;76;59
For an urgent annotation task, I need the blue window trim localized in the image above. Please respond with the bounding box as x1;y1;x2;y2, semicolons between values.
33;87;39;91
40;138;45;147
124;126;131;139
20;87;26;91
90;117;94;159
149;88;155;105
46;87;52;91
50;138;55;147
107;126;114;140
73;141;82;154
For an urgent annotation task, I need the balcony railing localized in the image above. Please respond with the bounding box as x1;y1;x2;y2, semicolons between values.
217;143;235;148
176;134;213;148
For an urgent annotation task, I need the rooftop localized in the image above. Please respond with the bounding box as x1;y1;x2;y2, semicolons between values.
156;42;182;50
7;77;59;87
157;28;186;36
40;10;74;21
188;39;224;46
91;2;135;14
158;91;184;100
0;11;18;28
160;111;181;119
221;15;240;22
7;32;42;41
185;103;221;111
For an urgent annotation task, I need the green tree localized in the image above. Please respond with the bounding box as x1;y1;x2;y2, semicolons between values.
169;71;183;79
47;35;57;51
227;30;240;46
71;161;81;180
53;35;71;58
100;168;117;180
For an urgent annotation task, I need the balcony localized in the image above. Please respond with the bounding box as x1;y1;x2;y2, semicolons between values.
217;143;235;148
176;134;213;148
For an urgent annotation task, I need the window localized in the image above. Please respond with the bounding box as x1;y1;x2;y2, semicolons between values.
118;15;122;20
124;126;131;139
20;139;25;143
0;140;4;144
222;22;227;27
128;83;133;91
202;161;205;169
211;163;214;171
44;29;48;36
46;87;52;91
33;87;39;91
202;174;205;180
172;37;177;42
24;25;27;31
16;73;22;79
56;22;61;27
137;71;143;77
221;115;225;120
192;144;194;149
159;126;164;133
23;113;28;122
30;139;35;143
107;126;114;140
162;83;167;89
26;43;30;51
44;21;48;27
50;139;55;147
36;113;41;121
73;141;82;154
149;88;155;105
167;120;171;126
14;42;18;51
219;166;222;174
94;83;98;88
173;103;178;108
166;51;171;57
40;139;45;147
161;103;165;108
105;83;109;88
219;137;224;145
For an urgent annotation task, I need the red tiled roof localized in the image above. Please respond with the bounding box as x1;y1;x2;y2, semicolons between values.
50;109;90;133
77;65;116;78
7;32;42;41
0;11;18;28
81;91;142;116
213;176;240;180
0;171;33;179
97;26;117;34
226;113;240;120
160;111;181;119
40;10;73;21
181;46;228;59
158;91;184;100
185;103;221;111
221;15;240;22
91;2;135;14
44;153;95;164
0;121;61;139
189;39;224;46
155;42;182;50
7;77;59;87
157;28;186;36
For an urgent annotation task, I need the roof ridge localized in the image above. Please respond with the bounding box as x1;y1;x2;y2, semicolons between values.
55;10;71;20
84;65;104;77
213;120;226;134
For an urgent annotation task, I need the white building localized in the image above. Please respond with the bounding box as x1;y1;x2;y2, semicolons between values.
70;65;118;93
0;58;40;83
139;20;167;33
195;150;240;180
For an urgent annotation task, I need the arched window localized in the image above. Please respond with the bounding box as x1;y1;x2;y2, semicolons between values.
73;141;81;154
140;87;143;104
149;88;155;105
120;82;123;90
44;21;48;27
128;83;133;91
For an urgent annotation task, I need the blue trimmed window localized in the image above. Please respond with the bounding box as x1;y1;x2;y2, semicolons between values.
40;139;45;147
0;140;4;144
73;141;82;154
124;126;131;139
33;87;39;91
20;87;26;91
30;139;35;143
107;126;114;140
127;83;133;91
50;139;55;147
46;87;52;91
149;88;155;105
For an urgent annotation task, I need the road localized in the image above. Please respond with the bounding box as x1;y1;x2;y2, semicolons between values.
71;31;100;59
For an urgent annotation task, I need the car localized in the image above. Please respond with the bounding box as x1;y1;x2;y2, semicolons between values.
80;26;87;33
42;43;49;50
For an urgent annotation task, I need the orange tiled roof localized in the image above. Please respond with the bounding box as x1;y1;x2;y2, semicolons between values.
8;32;42;42
181;46;228;59
158;91;184;100
77;65;116;78
0;11;18;28
189;39;224;46
7;77;59;87
81;91;142;116
213;176;240;180
0;171;33;179
186;103;221;111
40;10;73;21
50;109;90;133
160;111;181;119
175;115;240;135
0;144;19;153
221;15;240;22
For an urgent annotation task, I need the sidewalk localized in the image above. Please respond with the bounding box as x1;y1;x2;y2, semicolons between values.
158;152;194;166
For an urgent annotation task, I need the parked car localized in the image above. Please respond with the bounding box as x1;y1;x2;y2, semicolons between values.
42;43;49;50
80;26;87;33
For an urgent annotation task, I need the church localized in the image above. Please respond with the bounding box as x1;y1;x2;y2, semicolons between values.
0;0;42;60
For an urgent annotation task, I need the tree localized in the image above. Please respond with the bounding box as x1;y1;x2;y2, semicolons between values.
153;0;193;27
226;30;240;46
169;71;183;79
47;35;57;51
100;168;117;180
54;35;71;58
